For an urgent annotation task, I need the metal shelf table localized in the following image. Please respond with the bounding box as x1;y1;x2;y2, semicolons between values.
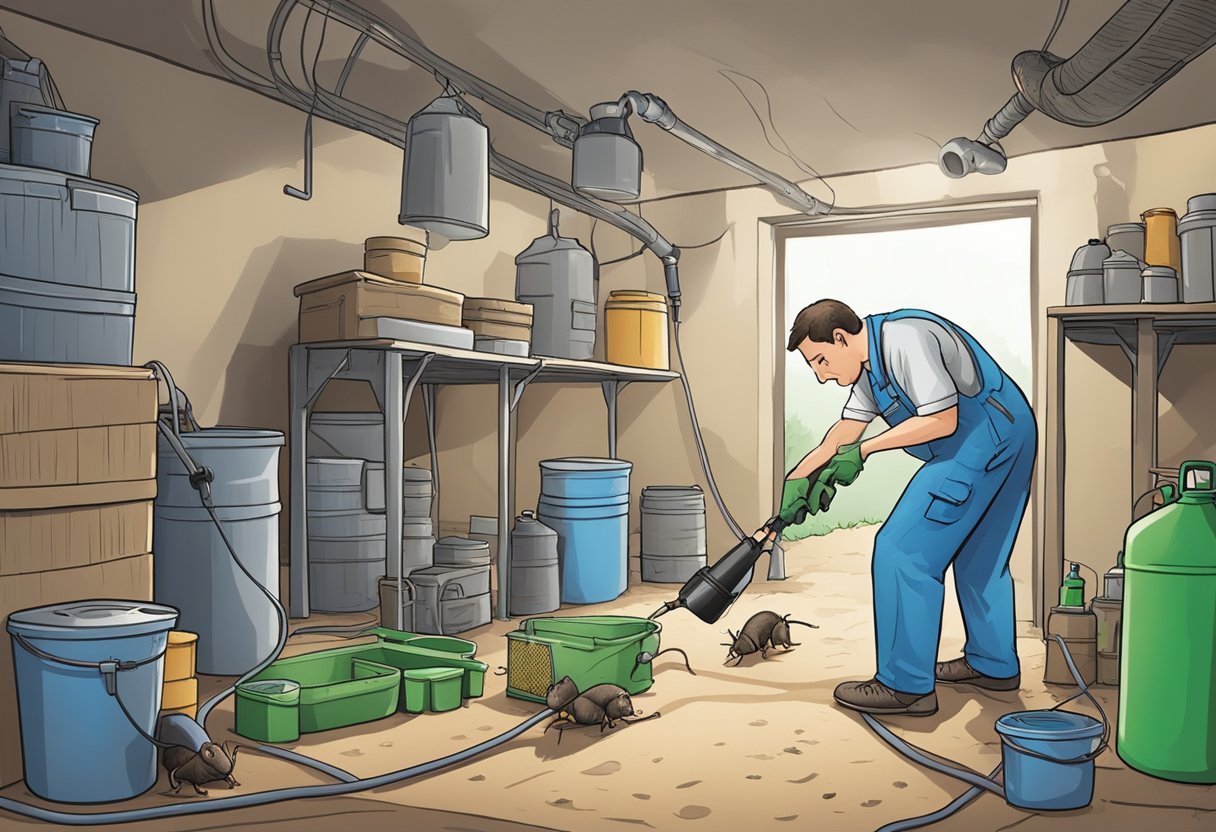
1042;303;1216;624
288;338;679;621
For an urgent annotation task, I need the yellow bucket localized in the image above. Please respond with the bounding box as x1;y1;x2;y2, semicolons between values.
164;630;198;682
162;677;199;712
605;290;669;370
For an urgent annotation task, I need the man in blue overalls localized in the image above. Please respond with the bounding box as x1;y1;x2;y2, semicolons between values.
779;299;1036;716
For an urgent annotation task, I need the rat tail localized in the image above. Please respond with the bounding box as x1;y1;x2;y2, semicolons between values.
785;618;819;630
649;647;697;676
621;712;662;725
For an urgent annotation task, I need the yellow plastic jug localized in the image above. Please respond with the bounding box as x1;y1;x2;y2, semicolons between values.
605;290;669;369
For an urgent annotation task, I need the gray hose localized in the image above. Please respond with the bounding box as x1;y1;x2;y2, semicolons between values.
672;320;746;541
875;770;1000;832
246;745;357;782
860;714;1006;797
0;709;554;825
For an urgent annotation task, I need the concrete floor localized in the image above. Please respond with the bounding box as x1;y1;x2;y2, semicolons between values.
4;525;1215;831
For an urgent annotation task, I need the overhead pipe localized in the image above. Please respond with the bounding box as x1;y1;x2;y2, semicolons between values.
264;0;685;305
297;0;586;146
615;90;836;216
941;0;1216;178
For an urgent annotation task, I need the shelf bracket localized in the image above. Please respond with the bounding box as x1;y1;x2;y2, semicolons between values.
304;350;352;408
602;380;630;459
1157;332;1180;378
510;360;545;412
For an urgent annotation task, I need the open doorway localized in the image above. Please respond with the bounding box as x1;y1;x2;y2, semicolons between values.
779;207;1035;614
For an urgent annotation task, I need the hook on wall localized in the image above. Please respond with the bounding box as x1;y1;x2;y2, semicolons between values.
284;112;314;201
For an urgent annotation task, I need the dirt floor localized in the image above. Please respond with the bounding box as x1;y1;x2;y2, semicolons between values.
4;525;1215;831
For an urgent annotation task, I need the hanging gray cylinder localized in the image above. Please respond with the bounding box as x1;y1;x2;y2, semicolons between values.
515;209;597;360
509;510;560;616
640;485;707;584
153;428;284;676
399;94;488;241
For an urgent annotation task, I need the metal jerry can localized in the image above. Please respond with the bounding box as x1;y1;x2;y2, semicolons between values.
515;209;597;360
1117;460;1216;784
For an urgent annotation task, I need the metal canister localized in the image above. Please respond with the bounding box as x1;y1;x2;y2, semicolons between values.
1105;222;1146;263
1118;460;1216;783
1141;265;1178;303
1066;239;1110;306
1101;250;1142;304
509;510;560;616
1141;207;1182;273
515;209;597;360
1178;194;1216;303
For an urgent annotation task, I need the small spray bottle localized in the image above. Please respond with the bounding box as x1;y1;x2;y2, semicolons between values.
1059;562;1085;608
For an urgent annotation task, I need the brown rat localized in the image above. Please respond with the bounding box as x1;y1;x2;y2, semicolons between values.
543;677;660;740
162;740;241;796
724;611;818;665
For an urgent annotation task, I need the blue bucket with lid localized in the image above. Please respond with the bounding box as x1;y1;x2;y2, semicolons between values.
6;600;178;803
995;709;1105;810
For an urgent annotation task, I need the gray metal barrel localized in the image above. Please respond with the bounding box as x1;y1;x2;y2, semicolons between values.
308;411;384;460
640;485;707;584
153;428;284;676
509;510;560;616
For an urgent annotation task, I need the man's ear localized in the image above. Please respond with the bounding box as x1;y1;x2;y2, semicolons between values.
834;328;849;346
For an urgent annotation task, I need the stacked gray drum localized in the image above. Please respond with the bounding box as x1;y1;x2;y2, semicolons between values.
515;209;597;359
509;510;560;616
411;537;491;634
307;459;436;612
0;163;138;364
306;459;385;612
640;486;708;583
0;54;136;365
154;429;285;675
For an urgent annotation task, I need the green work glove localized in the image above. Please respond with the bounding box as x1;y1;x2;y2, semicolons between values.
828;442;865;487
779;478;811;525
809;478;837;514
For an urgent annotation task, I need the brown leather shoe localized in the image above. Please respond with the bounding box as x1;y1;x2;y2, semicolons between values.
833;678;938;716
935;657;1021;691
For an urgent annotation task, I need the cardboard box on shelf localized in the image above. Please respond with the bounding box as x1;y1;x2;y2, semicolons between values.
293;271;465;343
0;362;159;511
0;552;153;787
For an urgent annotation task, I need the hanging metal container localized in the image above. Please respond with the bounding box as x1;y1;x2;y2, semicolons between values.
515;209;597;360
572;101;642;201
1118;460;1216;784
399;95;488;241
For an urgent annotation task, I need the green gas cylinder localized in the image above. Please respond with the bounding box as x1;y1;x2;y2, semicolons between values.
1117;460;1216;783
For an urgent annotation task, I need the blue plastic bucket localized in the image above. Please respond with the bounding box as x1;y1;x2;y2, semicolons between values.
6;601;178;803
995;709;1104;810
537;458;632;604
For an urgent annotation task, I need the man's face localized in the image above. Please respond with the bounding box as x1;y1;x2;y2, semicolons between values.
796;330;863;387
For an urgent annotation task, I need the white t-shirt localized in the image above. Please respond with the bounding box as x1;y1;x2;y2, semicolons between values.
842;318;980;423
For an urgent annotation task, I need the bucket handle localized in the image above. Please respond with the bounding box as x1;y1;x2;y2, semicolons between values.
1002;634;1111;765
12;634;173;749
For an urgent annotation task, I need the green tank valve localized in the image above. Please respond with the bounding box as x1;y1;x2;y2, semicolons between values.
1059;562;1085;608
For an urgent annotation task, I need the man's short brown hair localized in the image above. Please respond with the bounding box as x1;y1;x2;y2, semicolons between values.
786;299;862;351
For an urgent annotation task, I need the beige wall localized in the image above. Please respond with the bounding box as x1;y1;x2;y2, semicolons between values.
8;14;1215;626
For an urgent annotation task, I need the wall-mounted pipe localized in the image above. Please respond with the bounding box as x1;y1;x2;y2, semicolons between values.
940;0;1216;178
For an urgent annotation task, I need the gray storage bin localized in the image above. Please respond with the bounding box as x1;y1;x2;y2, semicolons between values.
411;564;491;634
9;102;98;176
0;163;137;291
0;272;134;364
